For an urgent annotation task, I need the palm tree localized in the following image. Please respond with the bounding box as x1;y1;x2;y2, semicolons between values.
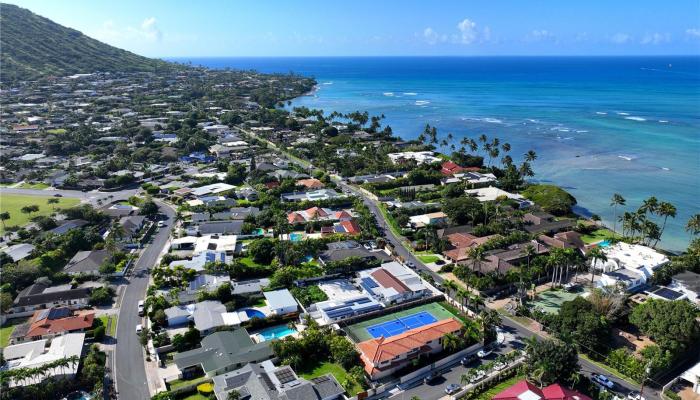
442;332;461;353
468;247;487;275
443;279;458;300
586;247;607;285
502;142;511;153
524;150;537;162
656;201;677;246
639;196;659;216
521;244;536;303
687;214;700;236
0;211;10;231
478;309;502;343
468;138;478;153
610;193;626;235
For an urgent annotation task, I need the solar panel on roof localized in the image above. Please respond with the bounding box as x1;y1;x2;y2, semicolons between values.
653;287;683;300
275;368;297;384
361;278;379;288
206;252;215;262
48;308;71;320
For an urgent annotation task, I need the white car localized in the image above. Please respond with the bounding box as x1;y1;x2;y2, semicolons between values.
477;348;493;358
136;324;143;334
157;221;165;228
493;361;507;371
591;374;614;389
627;392;645;400
137;300;145;316
469;370;486;384
445;384;461;395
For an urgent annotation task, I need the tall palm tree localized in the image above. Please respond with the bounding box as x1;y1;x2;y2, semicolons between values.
478;309;502;343
442;332;461;353
468;246;487;275
586;247;607;285
639;196;659;216
521;244;536;303
687;214;700;236
524;150;537;162
656;201;677;246
610;193;626;235
0;211;10;231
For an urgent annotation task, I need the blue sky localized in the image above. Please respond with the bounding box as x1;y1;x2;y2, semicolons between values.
8;0;700;57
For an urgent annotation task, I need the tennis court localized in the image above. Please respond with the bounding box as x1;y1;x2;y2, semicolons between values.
366;311;437;338
345;302;460;343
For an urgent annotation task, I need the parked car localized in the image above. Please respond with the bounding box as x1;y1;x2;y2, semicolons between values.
591;374;615;389
137;300;144;316
461;354;478;366
477;347;493;358
136;324;143;334
424;371;441;384
53;193;63;197
445;384;461;395
469;370;486;384
157;221;165;228
493;361;508;371
406;261;416;269
627;392;645;400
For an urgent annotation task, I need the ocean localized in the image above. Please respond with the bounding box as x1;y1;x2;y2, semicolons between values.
169;56;700;252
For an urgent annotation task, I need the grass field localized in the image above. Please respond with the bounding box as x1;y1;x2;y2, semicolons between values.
345;302;459;343
530;289;581;314
0;193;80;232
0;318;28;347
299;362;363;396
417;254;440;263
471;374;526;400
581;228;619;244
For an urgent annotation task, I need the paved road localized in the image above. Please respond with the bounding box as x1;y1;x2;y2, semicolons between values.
114;202;176;400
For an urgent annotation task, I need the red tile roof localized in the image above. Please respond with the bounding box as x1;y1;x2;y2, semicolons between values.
297;178;325;189
370;268;409;294
492;380;592;400
26;309;95;338
441;161;465;176
358;318;462;370
340;220;361;234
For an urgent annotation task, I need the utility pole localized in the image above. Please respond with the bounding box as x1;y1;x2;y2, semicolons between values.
639;361;652;399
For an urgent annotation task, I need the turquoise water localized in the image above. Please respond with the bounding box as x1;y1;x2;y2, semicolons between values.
257;324;296;341
172;57;700;252
598;240;612;247
290;233;303;242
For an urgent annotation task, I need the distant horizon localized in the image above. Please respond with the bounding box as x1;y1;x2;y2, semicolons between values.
165;54;700;59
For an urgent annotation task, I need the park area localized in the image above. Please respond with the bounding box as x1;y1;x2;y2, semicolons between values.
529;289;582;314
345;302;458;343
0;193;80;232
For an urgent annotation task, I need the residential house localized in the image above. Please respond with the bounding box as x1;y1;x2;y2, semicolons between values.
1;243;35;262
537;231;585;253
119;215;146;241
280;189;346;203
212;361;345;400
232;278;270;296
522;211;574;234
309;296;383;325
669;271;700;304
387;151;441;165
287;207;354;224
319;247;392;266
63;249;110;275
263;289;299;316
358;318;463;379
174;330;273;378
357;261;430;306
465;186;533;209
179;274;232;304
296;178;325;190
10;307;94;344
47;219;88;235
593;242;670;291
408;212;448;228
2;333;85;387
11;282;91;313
492;380;591;400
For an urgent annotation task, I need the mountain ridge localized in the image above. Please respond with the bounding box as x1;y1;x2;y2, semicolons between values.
0;3;181;83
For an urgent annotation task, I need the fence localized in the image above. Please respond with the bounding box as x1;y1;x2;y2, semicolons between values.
337;294;445;333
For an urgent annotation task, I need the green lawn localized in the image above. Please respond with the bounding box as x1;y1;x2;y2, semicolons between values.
580;228;618;244
180;394;210;400
299;362;363;396
97;315;118;336
471;374;526;400
0;193;80;232
239;256;264;268
46;128;67;134
0;318;28;347
417;254;440;264
168;376;211;391
18;182;49;189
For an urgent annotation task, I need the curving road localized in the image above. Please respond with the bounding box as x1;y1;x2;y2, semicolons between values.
113;202;175;400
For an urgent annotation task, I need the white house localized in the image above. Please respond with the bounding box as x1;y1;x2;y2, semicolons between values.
263;289;299;316
465;186;533;209
387;151;441;165
357;261;430;306
408;212;447;228
2;333;85;387
593;242;670;291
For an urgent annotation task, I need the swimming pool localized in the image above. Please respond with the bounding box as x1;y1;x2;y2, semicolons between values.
290;233;303;242
598;240;612;247
243;308;266;319
257;325;297;341
63;392;92;400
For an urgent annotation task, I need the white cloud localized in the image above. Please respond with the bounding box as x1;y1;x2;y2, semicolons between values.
641;32;671;45
686;28;700;38
610;33;631;44
423;27;439;45
93;16;163;45
526;29;557;42
456;18;477;44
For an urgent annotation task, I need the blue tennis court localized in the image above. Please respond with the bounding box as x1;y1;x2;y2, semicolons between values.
366;311;438;338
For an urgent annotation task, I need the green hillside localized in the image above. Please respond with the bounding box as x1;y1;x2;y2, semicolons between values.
0;3;179;83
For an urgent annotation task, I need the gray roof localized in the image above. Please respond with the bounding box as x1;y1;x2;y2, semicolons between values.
320;247;392;264
191;300;227;332
232;278;270;295
174;330;273;375
672;271;700;293
165;305;191;322
1;243;35;261
63;249;110;274
13;282;91;308
199;220;243;235
48;219;88;235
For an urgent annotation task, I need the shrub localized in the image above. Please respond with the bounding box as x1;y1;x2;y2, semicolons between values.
522;184;577;216
197;382;214;394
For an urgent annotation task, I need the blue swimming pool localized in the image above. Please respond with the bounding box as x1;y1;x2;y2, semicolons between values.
290;233;303;242
598;240;612;247
243;308;266;319
63;392;92;400
257;325;297;341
